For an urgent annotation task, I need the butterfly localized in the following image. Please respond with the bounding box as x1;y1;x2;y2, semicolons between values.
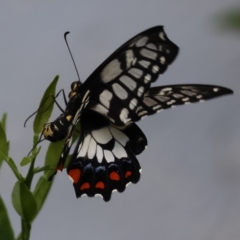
41;26;233;201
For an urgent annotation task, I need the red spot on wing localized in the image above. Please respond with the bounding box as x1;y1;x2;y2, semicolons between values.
125;171;132;178
109;172;120;181
95;181;105;189
80;182;90;190
68;169;81;183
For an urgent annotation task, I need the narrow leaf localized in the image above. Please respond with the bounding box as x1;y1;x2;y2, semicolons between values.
33;76;59;134
20;157;34;167
33;176;53;212
20;147;41;166
0;151;22;180
44;140;65;176
0;196;14;240
1;113;7;132
0;122;9;168
11;181;37;222
34;165;52;173
72;123;81;144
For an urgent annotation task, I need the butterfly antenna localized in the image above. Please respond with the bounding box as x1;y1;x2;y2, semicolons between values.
27;133;45;156
24;93;63;127
64;32;82;85
24;95;52;127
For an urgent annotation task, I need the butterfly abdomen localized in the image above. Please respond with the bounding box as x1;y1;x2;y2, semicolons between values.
42;114;72;142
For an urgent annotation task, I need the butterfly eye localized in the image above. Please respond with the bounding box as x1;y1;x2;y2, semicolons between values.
70;81;79;91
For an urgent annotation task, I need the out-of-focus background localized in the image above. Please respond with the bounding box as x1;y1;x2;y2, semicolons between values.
0;1;239;239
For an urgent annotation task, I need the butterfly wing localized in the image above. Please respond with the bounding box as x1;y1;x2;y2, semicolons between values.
79;26;179;126
133;84;233;120
67;110;147;201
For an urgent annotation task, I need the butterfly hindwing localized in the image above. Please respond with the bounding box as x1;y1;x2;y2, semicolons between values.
81;26;179;126
67;110;147;201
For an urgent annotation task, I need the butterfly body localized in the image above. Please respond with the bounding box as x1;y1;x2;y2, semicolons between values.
41;26;233;201
42;81;86;142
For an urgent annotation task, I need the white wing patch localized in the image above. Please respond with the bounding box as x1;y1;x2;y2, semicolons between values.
159;31;166;40
78;134;91;158
144;74;151;83
137;86;145;97
77;125;129;163
135;36;149;47
109;126;129;146
129;98;138;110
128;68;143;79
96;145;103;163
88;137;97;159
112;83;128;100
140;48;158;60
120;75;137;90
92;127;112;144
112;141;127;159
99;90;113;109
126;50;135;68
101;59;122;83
120;108;130;124
139;60;151;69
103;150;114;163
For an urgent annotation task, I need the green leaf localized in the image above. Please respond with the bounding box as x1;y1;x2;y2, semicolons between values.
11;181;37;222
33;75;59;135
1;113;7;132
33;165;52;174
0;121;9;168
64;154;72;169
20;147;41;166
20;157;34;167
0;151;22;180
44;140;65;177
0;196;14;240
33;176;53;212
72;123;81;144
215;8;240;32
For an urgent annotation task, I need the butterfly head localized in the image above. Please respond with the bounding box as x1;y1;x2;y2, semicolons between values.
68;81;81;99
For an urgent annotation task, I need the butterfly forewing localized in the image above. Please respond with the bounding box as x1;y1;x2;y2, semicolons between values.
81;26;179;126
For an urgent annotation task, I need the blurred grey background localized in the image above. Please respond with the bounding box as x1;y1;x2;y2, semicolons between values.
0;1;240;239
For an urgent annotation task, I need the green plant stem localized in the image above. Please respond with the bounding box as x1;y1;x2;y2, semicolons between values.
21;219;31;240
16;219;31;240
25;157;36;189
16;158;36;240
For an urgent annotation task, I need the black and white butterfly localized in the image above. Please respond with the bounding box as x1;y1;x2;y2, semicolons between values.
41;26;233;201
